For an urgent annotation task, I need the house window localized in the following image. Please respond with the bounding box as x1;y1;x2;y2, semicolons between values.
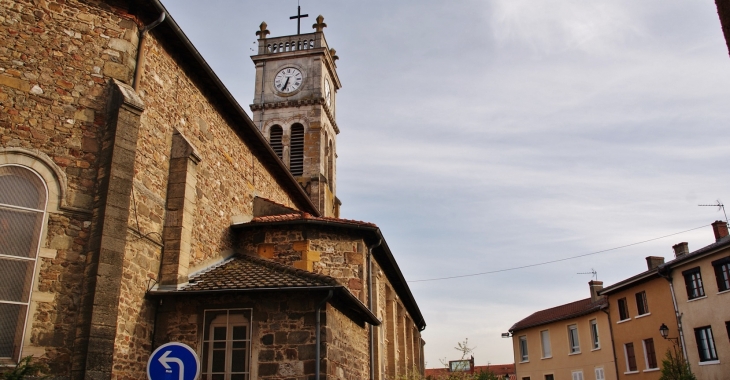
589;319;600;349
269;125;283;160
519;336;528;362
289;123;304;176
726;321;730;341
202;309;252;380
594;367;605;380
643;338;657;369
540;330;551;358
712;256;730;292
618;298;630;320
682;267;705;299
624;343;637;372
544;375;554;380
571;370;584;380
694;326;718;362
568;324;580;354
635;291;649;315
0;165;47;361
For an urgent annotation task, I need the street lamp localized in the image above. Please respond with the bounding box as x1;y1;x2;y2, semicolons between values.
659;323;679;344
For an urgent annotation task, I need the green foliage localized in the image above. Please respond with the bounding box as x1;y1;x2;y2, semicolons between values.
473;369;500;380
659;346;696;380
0;356;47;380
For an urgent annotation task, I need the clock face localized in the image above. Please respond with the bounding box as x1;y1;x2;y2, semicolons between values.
274;67;303;94
324;78;331;106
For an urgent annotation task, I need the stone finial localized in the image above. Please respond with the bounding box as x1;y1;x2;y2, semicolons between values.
312;15;327;32
256;22;270;39
329;48;339;63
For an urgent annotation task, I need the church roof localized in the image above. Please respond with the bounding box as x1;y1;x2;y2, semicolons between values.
184;253;337;291
509;297;607;332
149;254;380;326
250;212;377;228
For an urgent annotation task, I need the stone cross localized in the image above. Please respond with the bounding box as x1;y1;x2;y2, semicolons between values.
256;22;270;39
290;6;309;35
312;15;327;33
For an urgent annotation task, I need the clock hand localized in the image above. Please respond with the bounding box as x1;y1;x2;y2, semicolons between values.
281;77;290;91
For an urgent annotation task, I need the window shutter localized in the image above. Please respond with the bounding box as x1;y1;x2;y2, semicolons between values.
290;124;304;176
269;125;283;160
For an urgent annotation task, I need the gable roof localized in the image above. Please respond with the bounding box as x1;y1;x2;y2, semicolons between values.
509;297;607;332
149;254;379;326
232;212;427;331
123;0;319;215
600;235;730;295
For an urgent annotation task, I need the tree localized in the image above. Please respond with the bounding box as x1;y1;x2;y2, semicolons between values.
658;346;696;380
0;356;47;380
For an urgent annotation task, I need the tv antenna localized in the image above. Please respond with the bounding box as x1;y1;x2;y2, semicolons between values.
577;268;598;280
698;200;728;224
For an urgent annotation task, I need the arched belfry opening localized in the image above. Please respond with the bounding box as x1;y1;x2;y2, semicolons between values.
269;125;283;160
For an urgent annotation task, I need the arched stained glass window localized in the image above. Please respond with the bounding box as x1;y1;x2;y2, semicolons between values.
269;125;283;160
0;165;47;361
289;124;304;176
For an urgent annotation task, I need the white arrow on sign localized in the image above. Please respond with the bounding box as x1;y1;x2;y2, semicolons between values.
159;350;185;380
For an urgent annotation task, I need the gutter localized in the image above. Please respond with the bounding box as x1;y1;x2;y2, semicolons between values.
656;265;690;365
140;0;320;216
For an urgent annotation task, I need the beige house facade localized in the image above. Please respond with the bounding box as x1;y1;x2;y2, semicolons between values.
510;281;617;380
667;222;730;380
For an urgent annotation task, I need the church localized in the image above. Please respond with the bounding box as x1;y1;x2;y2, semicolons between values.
0;0;425;379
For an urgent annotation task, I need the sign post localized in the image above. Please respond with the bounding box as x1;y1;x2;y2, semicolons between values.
147;342;200;380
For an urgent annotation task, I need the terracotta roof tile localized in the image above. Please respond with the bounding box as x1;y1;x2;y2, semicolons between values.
510;297;606;332
182;254;339;291
248;212;378;228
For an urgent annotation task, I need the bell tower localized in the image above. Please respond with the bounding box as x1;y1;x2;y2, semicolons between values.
251;15;341;217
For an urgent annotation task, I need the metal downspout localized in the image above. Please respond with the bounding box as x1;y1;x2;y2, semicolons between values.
657;266;690;364
367;239;382;380
600;307;621;379
316;290;334;380
133;12;166;91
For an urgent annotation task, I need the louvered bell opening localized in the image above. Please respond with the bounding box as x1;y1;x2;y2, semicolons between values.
269;125;283;160
290;124;304;176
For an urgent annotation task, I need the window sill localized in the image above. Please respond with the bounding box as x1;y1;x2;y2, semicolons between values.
617;318;631;324
541;356;552;360
717;289;730;295
643;368;659;372
634;313;651;319
568;351;582;356
698;360;720;366
623;371;639;375
687;295;707;303
591;347;601;352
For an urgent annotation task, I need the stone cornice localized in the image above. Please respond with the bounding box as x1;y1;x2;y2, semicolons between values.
250;98;340;134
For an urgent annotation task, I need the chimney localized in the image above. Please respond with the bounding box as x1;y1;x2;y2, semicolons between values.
712;220;729;242
646;256;665;271
673;242;689;258
589;280;603;302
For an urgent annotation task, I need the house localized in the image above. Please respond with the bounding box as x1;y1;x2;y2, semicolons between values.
663;221;730;380
509;282;617;380
598;255;680;379
0;0;425;379
597;221;730;380
424;360;515;379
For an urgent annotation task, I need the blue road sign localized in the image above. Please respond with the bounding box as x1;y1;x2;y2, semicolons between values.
147;342;200;380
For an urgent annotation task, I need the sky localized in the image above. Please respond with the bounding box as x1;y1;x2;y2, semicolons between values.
160;0;730;367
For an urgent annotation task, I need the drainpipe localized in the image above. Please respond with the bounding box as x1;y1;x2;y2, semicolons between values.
133;12;166;90
316;290;333;380
600;307;621;379
367;239;382;380
657;265;690;364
